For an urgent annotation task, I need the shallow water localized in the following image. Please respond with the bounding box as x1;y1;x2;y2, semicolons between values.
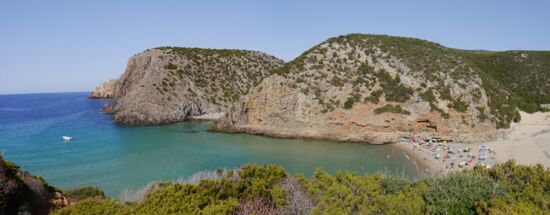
0;92;419;197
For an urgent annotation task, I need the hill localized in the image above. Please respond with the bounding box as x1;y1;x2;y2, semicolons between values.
463;50;550;113
214;34;522;143
106;47;284;125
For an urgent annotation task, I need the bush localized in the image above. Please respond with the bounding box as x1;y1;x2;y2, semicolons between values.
374;104;407;114
364;90;383;104
375;70;414;102
50;161;550;215
329;76;344;87
420;88;436;103
424;172;503;214
452;99;469;112
53;199;123;215
163;63;178;70
343;93;361;110
64;186;105;202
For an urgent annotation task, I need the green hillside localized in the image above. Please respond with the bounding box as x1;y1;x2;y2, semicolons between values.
273;34;524;128
463;50;550;113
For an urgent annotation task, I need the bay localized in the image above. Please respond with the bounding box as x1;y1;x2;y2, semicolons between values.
0;92;419;197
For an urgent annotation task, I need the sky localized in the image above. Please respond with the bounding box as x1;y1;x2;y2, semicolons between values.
1;1;549;94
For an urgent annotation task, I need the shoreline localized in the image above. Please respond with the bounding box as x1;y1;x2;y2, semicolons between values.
189;112;225;120
392;143;445;176
212;111;550;175
392;111;550;175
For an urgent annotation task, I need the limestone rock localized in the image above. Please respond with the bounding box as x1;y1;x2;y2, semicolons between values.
214;34;503;144
108;47;284;125
89;79;118;99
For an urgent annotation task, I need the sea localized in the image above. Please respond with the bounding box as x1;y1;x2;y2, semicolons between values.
0;92;419;197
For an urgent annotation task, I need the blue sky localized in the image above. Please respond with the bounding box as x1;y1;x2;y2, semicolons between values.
1;0;549;94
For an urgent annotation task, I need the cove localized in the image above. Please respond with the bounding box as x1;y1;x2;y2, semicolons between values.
0;92;419;197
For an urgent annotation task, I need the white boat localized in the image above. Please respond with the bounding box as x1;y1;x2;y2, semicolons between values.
62;136;73;141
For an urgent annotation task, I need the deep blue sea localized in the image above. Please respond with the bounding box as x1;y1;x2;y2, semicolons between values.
0;92;419;197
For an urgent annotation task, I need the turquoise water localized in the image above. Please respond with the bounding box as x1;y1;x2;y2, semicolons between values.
0;92;419;197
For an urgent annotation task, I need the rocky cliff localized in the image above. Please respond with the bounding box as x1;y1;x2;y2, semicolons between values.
0;155;68;215
213;34;520;144
108;47;284;125
89;79;118;99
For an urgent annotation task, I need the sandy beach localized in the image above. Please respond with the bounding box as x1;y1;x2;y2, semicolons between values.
396;111;550;175
484;111;550;166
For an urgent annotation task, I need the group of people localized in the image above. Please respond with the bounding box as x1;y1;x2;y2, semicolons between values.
402;136;497;170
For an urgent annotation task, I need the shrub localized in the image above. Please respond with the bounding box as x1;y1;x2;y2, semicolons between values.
343;93;361;110
329;76;344;87
364;90;383;104
64;186;105;202
374;104;407;114
420;89;436;103
424;172;503;214
163;63;178;70
452;99;469;112
375;70;414;102
50;161;550;215
343;97;355;110
53;199;123;215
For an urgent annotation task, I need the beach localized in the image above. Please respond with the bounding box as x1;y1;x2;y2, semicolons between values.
484;111;550;166
396;111;550;175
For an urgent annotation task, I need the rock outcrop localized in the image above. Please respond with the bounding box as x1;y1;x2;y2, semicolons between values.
89;79;118;99
0;155;68;215
97;34;549;142
107;47;284;125
213;34;515;144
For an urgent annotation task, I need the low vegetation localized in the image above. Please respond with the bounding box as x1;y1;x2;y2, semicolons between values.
373;104;410;115
463;51;550;113
151;47;284;106
0;155;61;214
64;186;105;202
266;34;550;129
374;70;414;103
52;161;549;215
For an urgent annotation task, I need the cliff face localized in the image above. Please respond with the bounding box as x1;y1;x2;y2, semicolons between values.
214;34;509;144
108;47;284;125
89;79;118;99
